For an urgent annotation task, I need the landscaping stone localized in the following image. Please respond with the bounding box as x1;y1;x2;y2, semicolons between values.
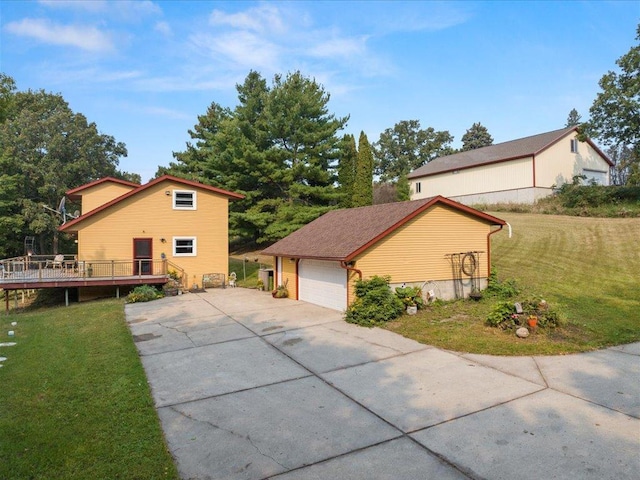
0;342;16;347
516;327;530;338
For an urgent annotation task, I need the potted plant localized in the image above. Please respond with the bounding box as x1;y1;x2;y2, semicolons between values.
395;286;424;315
272;279;289;298
528;315;538;328
256;279;265;291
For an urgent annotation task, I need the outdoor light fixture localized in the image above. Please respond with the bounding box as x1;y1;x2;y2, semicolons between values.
165;190;171;196
160;238;166;243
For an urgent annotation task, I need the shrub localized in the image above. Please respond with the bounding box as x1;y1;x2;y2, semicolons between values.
486;297;564;330
486;301;519;328
485;268;519;298
395;286;425;309
126;285;163;303
345;276;404;327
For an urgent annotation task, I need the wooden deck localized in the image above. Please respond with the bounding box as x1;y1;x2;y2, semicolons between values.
0;256;172;291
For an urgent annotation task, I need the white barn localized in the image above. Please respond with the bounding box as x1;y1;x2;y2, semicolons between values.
408;127;612;205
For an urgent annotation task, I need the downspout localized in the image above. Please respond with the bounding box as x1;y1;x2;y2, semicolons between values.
340;261;363;307
486;225;504;277
295;258;300;300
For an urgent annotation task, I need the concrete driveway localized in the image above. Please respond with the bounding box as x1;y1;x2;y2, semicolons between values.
125;288;640;480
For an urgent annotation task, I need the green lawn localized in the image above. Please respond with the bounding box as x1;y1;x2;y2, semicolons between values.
385;213;640;355
0;300;178;480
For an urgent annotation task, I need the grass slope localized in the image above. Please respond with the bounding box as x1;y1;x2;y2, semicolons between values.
386;213;640;355
0;300;178;480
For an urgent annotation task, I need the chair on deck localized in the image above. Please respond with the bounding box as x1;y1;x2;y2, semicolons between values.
47;254;65;269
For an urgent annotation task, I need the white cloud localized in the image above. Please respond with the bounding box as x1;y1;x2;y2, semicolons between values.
209;4;287;35
38;0;108;12
5;18;115;52
190;31;281;71
154;21;172;37
308;35;369;59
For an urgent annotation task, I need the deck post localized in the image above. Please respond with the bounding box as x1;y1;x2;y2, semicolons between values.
116;286;120;299
65;288;69;307
4;290;8;314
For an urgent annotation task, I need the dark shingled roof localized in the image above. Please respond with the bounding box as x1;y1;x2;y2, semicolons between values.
408;127;612;179
261;196;505;261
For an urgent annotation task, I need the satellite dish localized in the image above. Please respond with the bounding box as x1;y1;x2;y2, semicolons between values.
58;197;66;213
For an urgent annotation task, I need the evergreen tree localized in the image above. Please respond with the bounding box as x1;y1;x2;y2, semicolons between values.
565;108;582;127
337;134;357;208
353;131;374;207
461;122;493;151
166;70;348;244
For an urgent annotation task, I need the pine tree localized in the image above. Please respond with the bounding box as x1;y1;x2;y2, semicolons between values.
353;131;373;207
337;134;357;208
461;122;494;151
565;108;582;127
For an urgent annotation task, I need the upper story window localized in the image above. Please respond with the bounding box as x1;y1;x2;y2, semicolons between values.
570;139;579;153
415;182;422;194
173;190;196;210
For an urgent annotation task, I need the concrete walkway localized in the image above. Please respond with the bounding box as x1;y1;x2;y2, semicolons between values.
125;289;640;480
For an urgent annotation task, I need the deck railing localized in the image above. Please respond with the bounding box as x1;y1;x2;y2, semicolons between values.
0;256;171;282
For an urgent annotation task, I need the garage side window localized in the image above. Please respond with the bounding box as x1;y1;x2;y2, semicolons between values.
173;237;197;256
415;182;421;194
173;190;197;210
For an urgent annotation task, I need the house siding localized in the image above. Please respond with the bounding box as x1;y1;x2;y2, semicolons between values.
353;204;490;284
279;257;298;299
78;182;137;214
75;180;229;285
411;157;533;200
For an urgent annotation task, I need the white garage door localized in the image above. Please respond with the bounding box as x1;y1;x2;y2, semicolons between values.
299;259;347;311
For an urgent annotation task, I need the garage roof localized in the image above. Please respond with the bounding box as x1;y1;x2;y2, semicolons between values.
262;196;505;261
408;127;612;179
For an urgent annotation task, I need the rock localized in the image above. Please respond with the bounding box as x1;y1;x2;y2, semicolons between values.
516;327;530;338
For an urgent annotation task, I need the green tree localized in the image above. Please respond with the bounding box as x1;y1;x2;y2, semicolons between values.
0;79;129;256
353;131;374;207
565;108;582;127
373;120;454;182
461;122;493;151
585;24;640;185
165;70;348;244
337;134;358;208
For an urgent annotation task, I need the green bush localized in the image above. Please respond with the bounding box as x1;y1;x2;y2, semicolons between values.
486;297;564;330
395;286;425;309
345;276;404;327
485;268;519;298
126;285;164;303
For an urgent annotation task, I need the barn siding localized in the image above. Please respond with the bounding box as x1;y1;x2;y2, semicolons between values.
536;134;611;187
75;180;229;285
410;157;533;200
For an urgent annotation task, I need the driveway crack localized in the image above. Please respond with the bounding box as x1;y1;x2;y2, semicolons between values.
167;406;287;470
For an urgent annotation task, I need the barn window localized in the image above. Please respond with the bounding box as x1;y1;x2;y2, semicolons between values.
173;237;197;256
415;182;421;194
570;139;578;153
173;190;197;210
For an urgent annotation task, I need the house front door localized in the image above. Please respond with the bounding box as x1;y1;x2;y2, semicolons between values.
133;238;153;275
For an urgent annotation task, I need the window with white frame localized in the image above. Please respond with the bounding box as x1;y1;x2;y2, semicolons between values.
173;190;196;210
570;139;578;153
173;237;197;256
415;182;422;194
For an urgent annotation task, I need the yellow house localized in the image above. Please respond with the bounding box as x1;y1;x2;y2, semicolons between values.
60;175;243;298
262;196;506;311
409;127;613;205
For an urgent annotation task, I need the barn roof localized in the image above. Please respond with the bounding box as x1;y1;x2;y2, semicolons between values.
261;196;505;261
408;127;612;179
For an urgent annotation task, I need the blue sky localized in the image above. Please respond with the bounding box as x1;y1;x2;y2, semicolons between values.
2;1;638;182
